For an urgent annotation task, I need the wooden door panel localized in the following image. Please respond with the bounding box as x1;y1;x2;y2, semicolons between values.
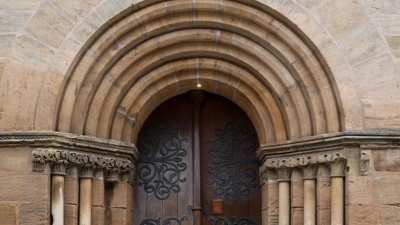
200;94;261;225
134;95;193;225
135;92;261;225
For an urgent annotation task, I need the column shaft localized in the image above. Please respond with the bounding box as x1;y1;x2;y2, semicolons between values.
52;175;65;225
303;179;316;225
331;177;344;225
279;181;290;225
79;178;92;225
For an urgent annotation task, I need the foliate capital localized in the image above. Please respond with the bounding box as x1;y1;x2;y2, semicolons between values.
32;148;135;182
276;167;291;182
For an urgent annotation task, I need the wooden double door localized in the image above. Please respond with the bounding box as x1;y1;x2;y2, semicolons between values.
134;91;261;225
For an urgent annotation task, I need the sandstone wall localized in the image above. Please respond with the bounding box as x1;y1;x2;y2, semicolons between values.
346;148;400;225
0;147;50;225
0;0;399;134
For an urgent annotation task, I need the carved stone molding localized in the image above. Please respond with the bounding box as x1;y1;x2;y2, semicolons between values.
261;153;347;179
257;132;400;161
32;148;135;182
360;150;371;176
0;131;138;161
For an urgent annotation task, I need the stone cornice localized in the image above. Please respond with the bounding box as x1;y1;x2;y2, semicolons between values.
257;132;400;163
0;131;138;161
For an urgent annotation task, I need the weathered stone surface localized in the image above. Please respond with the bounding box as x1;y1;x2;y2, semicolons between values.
373;149;400;172
291;180;304;207
12;35;54;71
92;178;105;207
339;23;387;65
73;12;103;43
380;205;400;225
373;174;400;204
0;204;16;225
51;0;93;22
19;203;49;225
346;175;372;204
345;204;379;225
0;11;31;32
0;148;31;172
291;208;304;225
106;208;133;225
25;2;74;48
317;206;330;225
5;0;41;11
65;204;78;225
0;34;15;57
0;172;49;201
317;178;331;206
386;36;400;58
92;206;105;225
105;182;133;208
65;172;79;205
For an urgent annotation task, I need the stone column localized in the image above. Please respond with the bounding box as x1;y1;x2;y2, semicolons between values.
301;164;317;225
52;163;67;225
276;166;291;225
328;156;346;225
79;168;93;225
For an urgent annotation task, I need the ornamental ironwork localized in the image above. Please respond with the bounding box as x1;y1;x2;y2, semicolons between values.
208;216;256;225
137;122;188;200
207;122;258;202
139;216;188;225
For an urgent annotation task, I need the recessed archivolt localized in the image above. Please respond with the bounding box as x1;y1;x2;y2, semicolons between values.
54;0;343;144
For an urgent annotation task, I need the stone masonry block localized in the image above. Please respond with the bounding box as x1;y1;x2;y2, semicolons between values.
0;204;16;225
65;204;78;225
317;177;331;206
373;174;400;204
346;175;372;204
0;172;49;201
373;149;400;172
386;36;400;58
291;180;304;207
25;2;74;48
92;179;105;207
380;205;400;225
346;204;379;225
0;148;31;172
19;203;49;225
291;208;304;225
65;174;79;205
92;206;105;225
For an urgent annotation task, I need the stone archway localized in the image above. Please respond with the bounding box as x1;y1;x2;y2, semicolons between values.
52;0;343;146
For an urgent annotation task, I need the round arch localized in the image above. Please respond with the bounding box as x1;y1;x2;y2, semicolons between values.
53;0;343;144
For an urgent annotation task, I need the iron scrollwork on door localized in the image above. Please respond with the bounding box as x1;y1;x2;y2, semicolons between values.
139;216;188;225
207;121;258;202
137;121;188;200
208;216;256;225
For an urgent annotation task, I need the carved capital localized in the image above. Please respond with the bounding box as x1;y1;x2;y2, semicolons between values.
52;163;67;175
300;164;318;180
276;167;291;182
360;150;371;176
80;167;94;178
259;166;268;185
188;90;205;110
32;148;135;182
325;153;346;177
